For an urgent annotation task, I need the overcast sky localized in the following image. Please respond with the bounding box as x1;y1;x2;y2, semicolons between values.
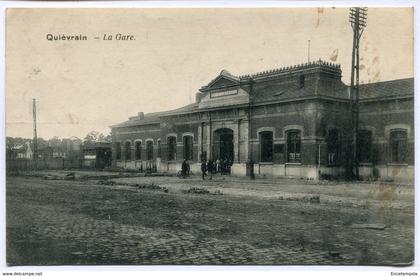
6;8;413;139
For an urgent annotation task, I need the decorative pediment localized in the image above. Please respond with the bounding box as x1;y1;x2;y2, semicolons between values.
201;70;240;91
198;87;250;109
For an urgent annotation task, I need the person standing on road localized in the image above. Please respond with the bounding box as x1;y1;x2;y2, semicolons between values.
201;160;207;180
186;161;190;177
207;159;214;180
216;159;221;173
181;159;188;178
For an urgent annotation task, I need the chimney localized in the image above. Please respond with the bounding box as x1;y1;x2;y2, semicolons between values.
138;112;144;119
195;92;205;103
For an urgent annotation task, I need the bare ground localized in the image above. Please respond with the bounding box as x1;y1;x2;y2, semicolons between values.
6;173;414;265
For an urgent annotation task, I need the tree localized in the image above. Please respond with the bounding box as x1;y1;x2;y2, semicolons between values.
83;131;100;146
83;131;111;146
102;134;112;143
6;137;26;150
48;136;62;149
36;137;49;149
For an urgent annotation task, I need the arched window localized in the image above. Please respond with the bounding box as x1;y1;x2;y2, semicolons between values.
183;135;193;161
357;130;372;163
157;140;162;158
287;130;301;162
390;129;407;163
124;141;131;160
260;131;273;162
326;129;339;164
135;141;141;160
146;140;153;160
115;142;121;160
167;136;176;161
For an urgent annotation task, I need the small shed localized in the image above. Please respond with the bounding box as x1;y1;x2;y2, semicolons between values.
81;142;112;169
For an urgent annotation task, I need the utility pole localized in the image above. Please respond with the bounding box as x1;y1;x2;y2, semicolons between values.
349;7;367;179
32;98;38;170
308;40;311;63
246;77;255;179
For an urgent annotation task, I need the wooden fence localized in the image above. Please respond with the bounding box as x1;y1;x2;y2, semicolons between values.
6;158;82;172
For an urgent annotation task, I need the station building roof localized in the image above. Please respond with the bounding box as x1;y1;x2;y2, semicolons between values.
111;60;413;129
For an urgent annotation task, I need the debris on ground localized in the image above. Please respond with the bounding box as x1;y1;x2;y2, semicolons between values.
98;179;116;186
185;187;210;194
43;174;61;180
279;195;320;203
136;183;168;193
350;223;386;230
63;172;76;180
306;196;321;203
211;189;223;195
183;187;223;195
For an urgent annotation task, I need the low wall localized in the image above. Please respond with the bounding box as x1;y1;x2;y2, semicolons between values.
232;162;413;183
6;158;82;171
359;164;414;184
113;159;414;183
115;160;201;175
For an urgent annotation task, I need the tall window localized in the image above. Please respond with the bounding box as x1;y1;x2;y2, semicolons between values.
157;140;162;158
260;131;273;162
326;129;339;164
357;130;372;163
287;130;301;162
167;136;176;161
124;141;131;160
390;129;407;163
146;141;153;160
135;141;141;160
183;135;193;161
115;142;121;160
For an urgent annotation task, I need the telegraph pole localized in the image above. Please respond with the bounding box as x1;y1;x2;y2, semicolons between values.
349;7;367;179
33;98;38;170
247;77;255;179
308;40;311;62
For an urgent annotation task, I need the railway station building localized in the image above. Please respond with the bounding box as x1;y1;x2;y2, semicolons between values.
110;60;414;181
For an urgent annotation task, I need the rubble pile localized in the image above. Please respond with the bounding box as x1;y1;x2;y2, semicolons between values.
136;183;169;193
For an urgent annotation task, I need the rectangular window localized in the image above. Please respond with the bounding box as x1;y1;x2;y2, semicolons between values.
124;141;131;160
157;140;162;158
115;142;121;160
287;130;301;162
390;130;407;163
146;141;153;160
135;141;141;160
168;137;176;161
260;131;273;162
326;129;339;164
183;136;193;161
357;130;372;163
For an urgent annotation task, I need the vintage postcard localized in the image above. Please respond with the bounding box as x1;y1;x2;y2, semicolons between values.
5;7;414;266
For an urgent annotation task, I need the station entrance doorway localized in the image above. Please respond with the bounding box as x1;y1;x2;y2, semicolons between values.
213;128;234;173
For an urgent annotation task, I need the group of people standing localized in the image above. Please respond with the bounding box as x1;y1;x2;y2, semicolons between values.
201;159;214;180
180;157;233;180
215;158;233;174
200;158;233;180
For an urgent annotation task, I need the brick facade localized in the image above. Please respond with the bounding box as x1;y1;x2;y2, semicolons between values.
111;60;414;182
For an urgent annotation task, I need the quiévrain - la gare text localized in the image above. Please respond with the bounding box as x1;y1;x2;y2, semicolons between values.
46;33;136;41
